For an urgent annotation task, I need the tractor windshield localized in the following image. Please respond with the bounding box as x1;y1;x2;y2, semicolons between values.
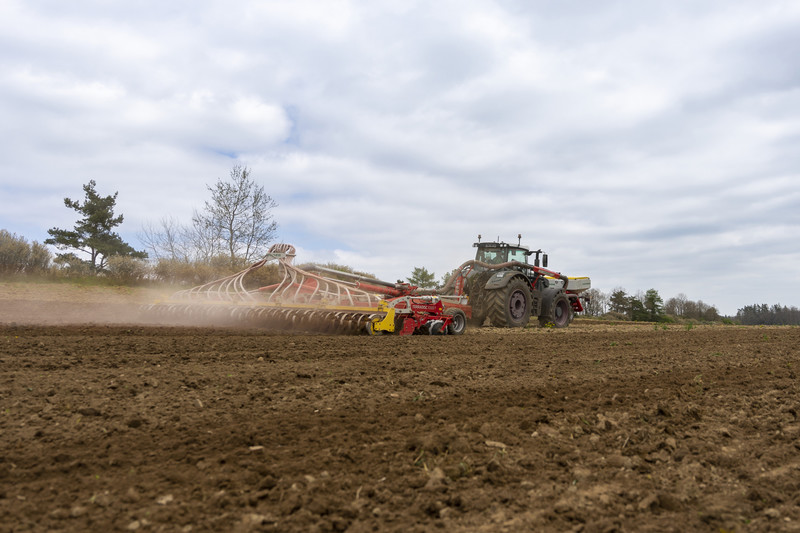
476;248;506;264
475;245;530;265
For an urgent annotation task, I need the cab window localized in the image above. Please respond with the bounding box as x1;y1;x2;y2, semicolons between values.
508;249;527;263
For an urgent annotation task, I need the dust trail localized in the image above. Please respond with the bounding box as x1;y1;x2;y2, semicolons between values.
0;299;145;325
0;283;177;327
0;284;340;330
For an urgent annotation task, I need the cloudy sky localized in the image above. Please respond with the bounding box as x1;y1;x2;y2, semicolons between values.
2;0;799;315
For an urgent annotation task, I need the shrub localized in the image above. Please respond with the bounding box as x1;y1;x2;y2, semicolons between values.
106;255;150;284
154;258;196;285
0;229;52;275
601;311;630;322
0;229;31;274
244;263;282;289
52;253;93;277
152;256;282;287
27;241;51;273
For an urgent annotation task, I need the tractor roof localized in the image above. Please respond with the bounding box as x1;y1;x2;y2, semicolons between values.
473;241;530;252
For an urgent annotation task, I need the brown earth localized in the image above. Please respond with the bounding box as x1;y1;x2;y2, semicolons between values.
1;283;800;532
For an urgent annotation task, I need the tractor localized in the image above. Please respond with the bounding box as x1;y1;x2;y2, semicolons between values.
451;235;590;328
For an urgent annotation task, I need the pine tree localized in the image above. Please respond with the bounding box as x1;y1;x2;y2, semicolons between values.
46;180;146;271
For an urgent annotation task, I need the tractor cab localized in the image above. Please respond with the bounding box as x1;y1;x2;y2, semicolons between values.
473;235;548;268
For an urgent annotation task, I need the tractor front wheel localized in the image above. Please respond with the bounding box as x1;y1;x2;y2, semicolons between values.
539;294;572;328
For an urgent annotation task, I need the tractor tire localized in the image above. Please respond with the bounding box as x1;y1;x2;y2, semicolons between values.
464;271;492;327
539;294;572;328
486;277;532;328
445;308;467;335
468;309;487;327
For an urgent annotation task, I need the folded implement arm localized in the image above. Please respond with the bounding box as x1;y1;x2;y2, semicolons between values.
142;244;462;335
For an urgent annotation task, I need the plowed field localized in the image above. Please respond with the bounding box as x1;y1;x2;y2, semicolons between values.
1;284;799;532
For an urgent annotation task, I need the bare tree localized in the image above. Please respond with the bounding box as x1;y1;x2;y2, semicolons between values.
582;288;608;316
195;165;278;265
188;208;224;263
139;216;191;261
140;165;278;265
664;293;688;316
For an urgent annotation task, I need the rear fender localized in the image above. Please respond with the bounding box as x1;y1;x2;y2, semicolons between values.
484;271;529;290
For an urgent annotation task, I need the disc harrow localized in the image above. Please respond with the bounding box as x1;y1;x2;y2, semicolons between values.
141;302;379;334
141;243;466;335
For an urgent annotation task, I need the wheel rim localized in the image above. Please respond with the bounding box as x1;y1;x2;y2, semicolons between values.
366;319;380;335
554;299;570;326
449;311;465;333
509;290;527;320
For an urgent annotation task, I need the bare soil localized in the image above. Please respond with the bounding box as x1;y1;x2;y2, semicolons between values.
1;282;799;532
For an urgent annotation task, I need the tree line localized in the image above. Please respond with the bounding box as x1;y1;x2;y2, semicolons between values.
580;287;722;323
735;304;800;325
583;290;800;325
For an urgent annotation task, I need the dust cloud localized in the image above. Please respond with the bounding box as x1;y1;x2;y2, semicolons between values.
0;283;175;326
0;299;147;325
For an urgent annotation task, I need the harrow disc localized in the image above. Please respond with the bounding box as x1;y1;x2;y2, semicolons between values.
139;303;382;335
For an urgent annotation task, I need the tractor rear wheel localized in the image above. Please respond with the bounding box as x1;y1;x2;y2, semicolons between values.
539;294;572;328
486;277;532;328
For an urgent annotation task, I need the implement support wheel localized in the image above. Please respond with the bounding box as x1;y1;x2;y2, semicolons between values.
445;308;467;335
